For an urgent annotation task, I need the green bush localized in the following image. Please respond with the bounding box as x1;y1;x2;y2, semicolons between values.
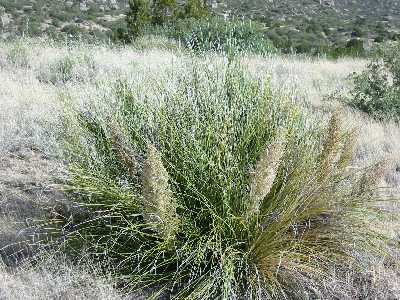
126;0;152;39
164;17;276;54
265;26;332;56
152;0;178;25
61;24;85;36
351;26;365;38
57;61;393;298
327;39;365;59
183;0;209;19
347;42;400;120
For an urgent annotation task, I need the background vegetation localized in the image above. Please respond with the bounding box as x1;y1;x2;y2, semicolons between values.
346;42;400;120
1;0;400;56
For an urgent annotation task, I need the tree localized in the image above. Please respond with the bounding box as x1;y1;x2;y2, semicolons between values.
126;0;151;39
152;0;177;25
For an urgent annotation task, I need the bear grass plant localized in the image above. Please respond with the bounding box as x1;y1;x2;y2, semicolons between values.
57;60;394;299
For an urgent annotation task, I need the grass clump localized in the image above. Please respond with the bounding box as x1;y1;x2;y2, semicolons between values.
132;35;180;51
39;52;97;84
50;55;75;83
57;60;394;299
6;42;30;68
347;41;400;121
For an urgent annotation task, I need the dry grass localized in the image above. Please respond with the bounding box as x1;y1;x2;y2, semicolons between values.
0;256;121;300
0;38;399;298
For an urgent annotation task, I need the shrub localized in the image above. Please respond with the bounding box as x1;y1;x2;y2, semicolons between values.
183;0;209;19
126;0;152;39
164;17;276;55
347;42;400;120
328;39;365;59
61;24;85;36
152;0;178;25
111;26;131;43
58;61;393;298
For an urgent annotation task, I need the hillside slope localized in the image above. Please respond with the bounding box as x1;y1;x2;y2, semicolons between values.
216;0;400;50
0;0;128;39
1;0;399;46
221;0;400;23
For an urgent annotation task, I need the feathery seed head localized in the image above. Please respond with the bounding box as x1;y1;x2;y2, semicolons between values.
248;140;286;218
142;143;178;241
318;111;342;180
336;129;357;172
109;124;138;177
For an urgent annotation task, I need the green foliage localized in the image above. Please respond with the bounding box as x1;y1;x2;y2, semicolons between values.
351;26;365;38
0;0;131;41
165;17;276;54
327;39;365;59
347;42;400;120
58;60;394;298
346;38;364;51
184;0;209;19
265;25;332;56
152;0;178;25
61;24;85;36
127;0;152;39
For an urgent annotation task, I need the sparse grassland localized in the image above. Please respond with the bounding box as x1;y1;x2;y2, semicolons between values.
0;38;400;299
